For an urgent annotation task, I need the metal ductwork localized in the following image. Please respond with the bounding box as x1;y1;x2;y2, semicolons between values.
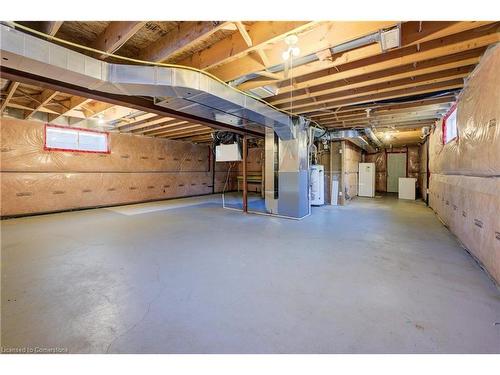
363;127;383;148
327;130;375;153
0;24;297;140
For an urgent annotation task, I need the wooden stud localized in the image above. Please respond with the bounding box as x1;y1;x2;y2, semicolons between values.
176;21;316;70
0;81;20;113
138;21;231;62
92;21;146;58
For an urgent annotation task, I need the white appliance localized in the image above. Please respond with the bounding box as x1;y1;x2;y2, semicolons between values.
310;164;324;205
215;143;241;162
398;178;416;200
358;162;376;197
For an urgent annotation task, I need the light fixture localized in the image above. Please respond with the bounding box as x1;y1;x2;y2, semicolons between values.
282;34;300;61
97;113;105;125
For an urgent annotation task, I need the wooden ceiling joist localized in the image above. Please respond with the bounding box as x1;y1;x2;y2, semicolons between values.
268;23;499;96
139;120;190;135
157;125;209;138
295;79;464;115
177;21;316;71
114;112;158;128
138;21;231;63
24;89;59;119
0;81;20;113
324;119;435;129
40;21;63;36
308;95;457;119
268;47;485;106
239;22;498;92
119;116;171;133
166;128;213;139
207;21;397;82
144;122;197;136
277;65;472;111
321;104;451;123
92;21;146;58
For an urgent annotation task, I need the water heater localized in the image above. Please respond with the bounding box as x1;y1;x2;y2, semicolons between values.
310;164;324;206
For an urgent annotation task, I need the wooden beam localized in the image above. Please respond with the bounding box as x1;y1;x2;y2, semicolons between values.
159;126;210;138
49;96;92;122
138;21;230;62
207;21;397;82
401;21;497;46
142;121;193;136
277;66;473;111
40;21;63;36
238;21;497;91
324;119;435;129
24;89;59;119
1;65;264;138
0;81;20;113
120;116;174;134
150;123;204;137
322;114;442;127
325;104;451;122
295;79;464;114
268;48;484;106
177;21;317;71
235;22;253;47
115;112;158;128
271;23;500;96
139;120;191;135
92;21;146;58
167;129;213;139
256;48;271;67
308;95;457;119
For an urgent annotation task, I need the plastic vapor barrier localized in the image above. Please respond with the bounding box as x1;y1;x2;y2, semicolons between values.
419;141;429;201
364;146;420;192
0;118;235;216
428;44;500;284
344;141;362;200
365;151;387;192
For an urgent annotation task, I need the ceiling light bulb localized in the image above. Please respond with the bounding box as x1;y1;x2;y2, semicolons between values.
291;46;300;57
284;34;298;46
98;118;105;125
282;50;290;61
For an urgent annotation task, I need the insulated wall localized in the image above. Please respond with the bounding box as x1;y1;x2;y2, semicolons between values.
364;146;420;193
0;118;232;216
419;141;429;201
428;45;500;284
237;146;264;193
343;141;362;201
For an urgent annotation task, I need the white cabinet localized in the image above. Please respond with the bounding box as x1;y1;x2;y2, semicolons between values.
398;178;416;200
358;163;375;197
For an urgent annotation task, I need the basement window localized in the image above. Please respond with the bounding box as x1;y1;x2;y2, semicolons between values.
442;104;458;144
44;125;109;153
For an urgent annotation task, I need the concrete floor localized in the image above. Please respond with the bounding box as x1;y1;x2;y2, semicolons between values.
1;195;499;353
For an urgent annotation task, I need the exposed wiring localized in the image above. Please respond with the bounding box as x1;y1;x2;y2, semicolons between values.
5;21;324;132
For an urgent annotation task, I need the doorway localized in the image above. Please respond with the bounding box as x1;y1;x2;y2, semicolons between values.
387;153;407;192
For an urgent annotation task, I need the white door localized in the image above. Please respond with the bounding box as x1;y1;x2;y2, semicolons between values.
387;153;407;193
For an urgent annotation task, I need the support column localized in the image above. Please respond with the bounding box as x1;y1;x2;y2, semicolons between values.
242;135;248;213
